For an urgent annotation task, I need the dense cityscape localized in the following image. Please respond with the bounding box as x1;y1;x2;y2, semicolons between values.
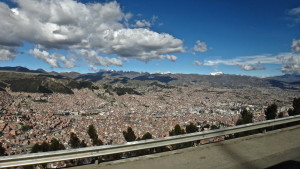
0;77;299;157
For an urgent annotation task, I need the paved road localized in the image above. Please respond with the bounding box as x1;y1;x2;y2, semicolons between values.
73;126;300;169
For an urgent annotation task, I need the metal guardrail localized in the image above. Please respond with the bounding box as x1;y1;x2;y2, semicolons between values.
0;115;300;168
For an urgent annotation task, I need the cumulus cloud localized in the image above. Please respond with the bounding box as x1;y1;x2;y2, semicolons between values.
0;0;183;67
0;46;17;61
75;49;122;67
194;40;208;52
60;55;76;68
193;60;203;66
29;48;76;68
239;62;265;71
132;19;151;27
89;65;99;71
292;39;300;53
29;48;60;67
277;53;300;75
165;55;177;62
101;28;183;61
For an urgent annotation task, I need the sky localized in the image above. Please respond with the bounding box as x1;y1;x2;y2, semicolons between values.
0;0;299;76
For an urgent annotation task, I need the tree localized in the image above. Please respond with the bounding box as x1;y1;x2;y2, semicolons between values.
87;125;103;146
31;143;41;153
70;132;81;148
288;108;294;116
40;142;50;152
236;108;253;125
141;132;153;140
185;123;198;133
80;140;87;147
87;125;98;140
185;123;199;147
293;97;300;115
92;137;103;146
169;124;186;149
169;124;185;136
49;138;65;151
139;132;154;155
277;112;284;118
0;143;6;156
123;127;137;142
265;103;277;120
20;124;33;132
235;108;255;137
210;125;219;130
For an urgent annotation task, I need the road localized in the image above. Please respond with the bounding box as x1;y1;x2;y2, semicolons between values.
72;125;300;169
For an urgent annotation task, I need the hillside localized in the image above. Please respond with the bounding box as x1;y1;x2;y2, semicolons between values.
0;71;97;94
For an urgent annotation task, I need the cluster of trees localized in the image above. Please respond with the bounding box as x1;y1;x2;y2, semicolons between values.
31;138;65;153
236;97;300;127
264;98;300;120
234;97;300;137
123;127;157;142
31;125;102;153
169;123;199;136
122;127;170;156
20;124;33;132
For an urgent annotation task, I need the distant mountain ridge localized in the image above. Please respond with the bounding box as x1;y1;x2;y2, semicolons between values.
0;66;299;92
266;74;300;83
0;66;47;74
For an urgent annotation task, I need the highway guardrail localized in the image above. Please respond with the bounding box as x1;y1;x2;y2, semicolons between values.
0;115;299;168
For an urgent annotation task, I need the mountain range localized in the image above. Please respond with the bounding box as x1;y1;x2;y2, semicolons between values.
0;66;299;94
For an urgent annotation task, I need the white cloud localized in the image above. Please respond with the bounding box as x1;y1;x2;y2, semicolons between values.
292;39;300;53
59;55;76;68
201;55;280;66
239;62;265;71
277;53;300;75
194;40;208;52
29;48;76;68
288;7;300;15
165;55;177;62
193;60;203;66
210;72;224;76
29;48;59;67
89;65;99;71
287;6;300;25
0;46;17;61
75;49;122;67
101;28;183;61
132;19;151;27
0;0;183;67
200;52;300;74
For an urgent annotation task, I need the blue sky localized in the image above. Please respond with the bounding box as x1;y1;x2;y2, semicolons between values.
0;0;299;76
